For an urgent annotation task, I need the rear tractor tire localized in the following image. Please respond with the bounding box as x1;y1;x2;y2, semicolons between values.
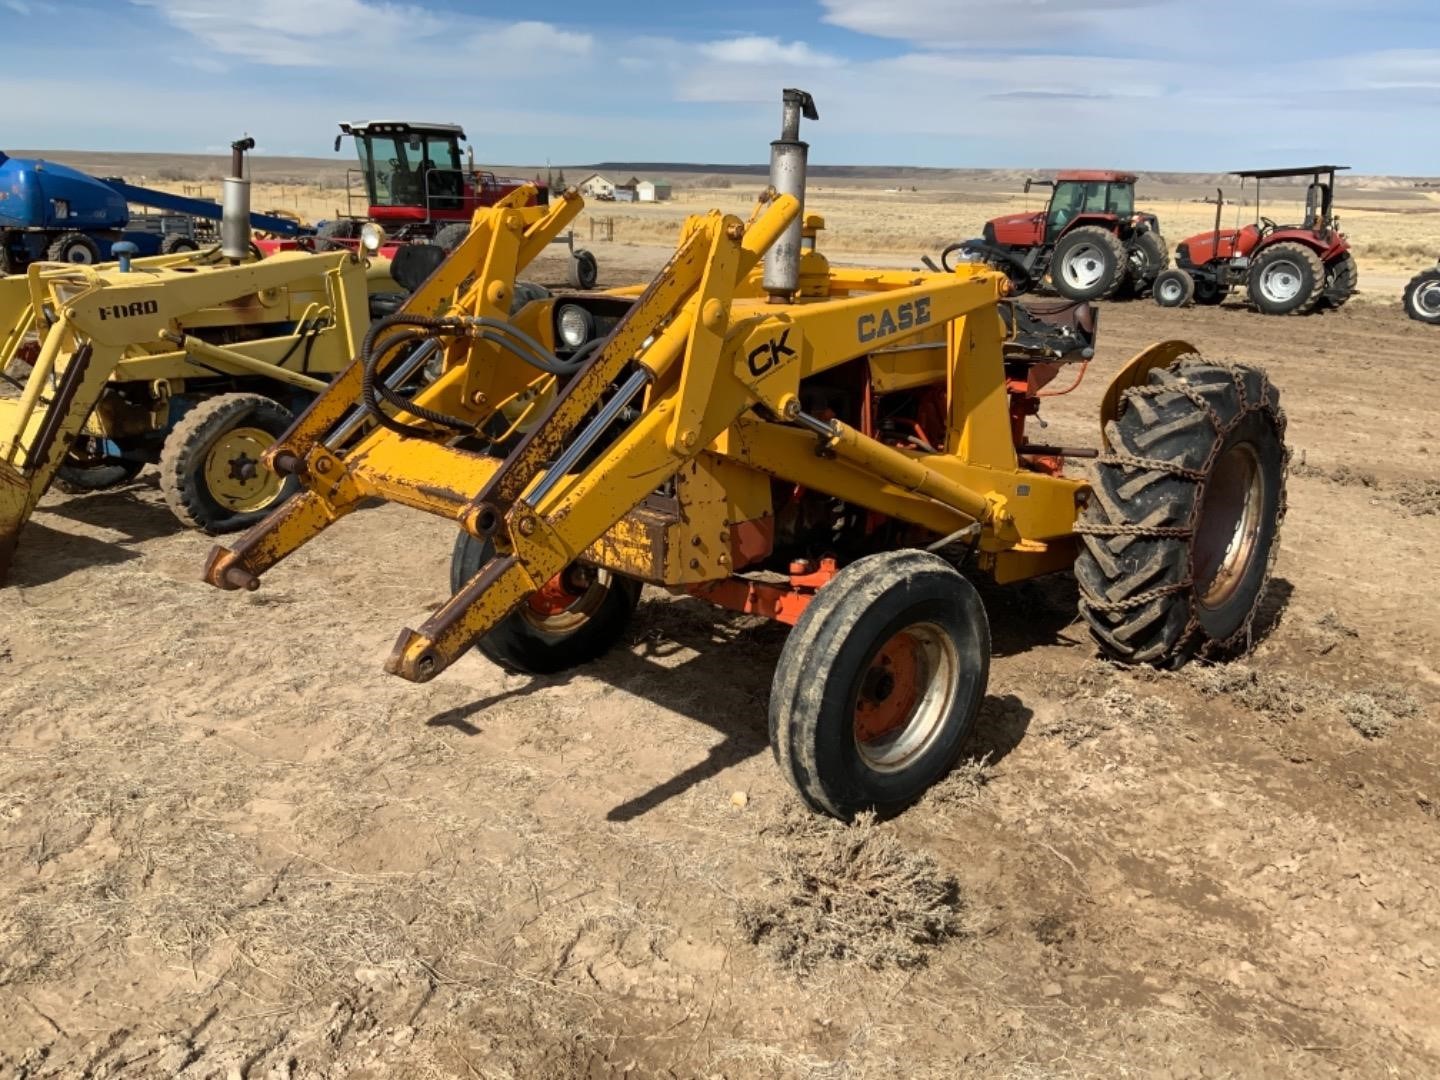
1050;226;1128;301
450;532;642;675
769;550;990;819
1152;269;1194;308
1075;358;1287;666
1247;242;1324;315
1402;267;1440;325
1321;252;1358;309
1126;229;1169;295
159;393;298;534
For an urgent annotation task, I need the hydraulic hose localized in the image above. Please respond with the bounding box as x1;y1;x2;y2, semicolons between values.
359;313;606;439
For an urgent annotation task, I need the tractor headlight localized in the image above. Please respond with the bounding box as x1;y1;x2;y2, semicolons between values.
360;222;387;253
556;304;593;348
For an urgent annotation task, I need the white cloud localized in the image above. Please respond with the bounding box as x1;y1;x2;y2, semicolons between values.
4;0;31;14
698;36;842;68
132;0;443;66
1339;49;1440;90
486;20;593;57
819;0;1156;44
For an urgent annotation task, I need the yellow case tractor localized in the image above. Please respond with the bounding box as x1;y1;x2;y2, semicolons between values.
205;91;1289;817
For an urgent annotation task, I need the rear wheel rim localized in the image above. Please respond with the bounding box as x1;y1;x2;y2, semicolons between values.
1413;280;1440;318
852;622;959;772
1062;245;1108;289
1258;260;1304;304
1194;443;1263;608
203;425;281;512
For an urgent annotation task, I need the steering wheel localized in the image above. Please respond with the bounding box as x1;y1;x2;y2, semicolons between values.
944;240;1033;294
1259;216;1278;233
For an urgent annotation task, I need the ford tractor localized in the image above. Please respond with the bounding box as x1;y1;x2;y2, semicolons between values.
1153;166;1356;316
959;171;1167;302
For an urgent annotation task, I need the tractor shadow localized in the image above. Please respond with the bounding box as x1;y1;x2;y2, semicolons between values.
6;480;186;588
427;583;1057;822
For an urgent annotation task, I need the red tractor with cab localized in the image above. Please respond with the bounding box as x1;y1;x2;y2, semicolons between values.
1153;165;1356;315
958;170;1167;302
317;120;598;288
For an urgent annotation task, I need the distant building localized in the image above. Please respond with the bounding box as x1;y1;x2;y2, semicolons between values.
636;179;672;202
578;173;615;199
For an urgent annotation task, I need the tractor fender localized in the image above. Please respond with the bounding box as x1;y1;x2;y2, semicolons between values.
1098;339;1199;449
1255;229;1348;262
1057;213;1123;239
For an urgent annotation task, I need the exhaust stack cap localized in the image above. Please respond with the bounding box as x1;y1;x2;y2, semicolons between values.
763;89;818;303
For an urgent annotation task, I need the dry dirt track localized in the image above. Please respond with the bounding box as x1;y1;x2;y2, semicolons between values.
2;265;1438;1078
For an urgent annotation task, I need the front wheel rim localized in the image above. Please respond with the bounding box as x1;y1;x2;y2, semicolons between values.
203;425;282;512
1062;245;1107;289
521;565;614;634
852;622;959;772
1194;443;1263;608
1259;260;1304;304
1159;279;1183;304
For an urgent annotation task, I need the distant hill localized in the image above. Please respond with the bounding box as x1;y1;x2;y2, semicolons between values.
10;150;1437;197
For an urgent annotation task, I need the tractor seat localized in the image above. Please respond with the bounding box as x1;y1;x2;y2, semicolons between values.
1001;299;1097;364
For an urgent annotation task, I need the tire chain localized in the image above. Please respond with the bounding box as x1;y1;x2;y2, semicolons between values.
1076;358;1288;660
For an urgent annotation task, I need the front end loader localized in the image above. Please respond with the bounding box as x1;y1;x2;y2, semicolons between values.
206;90;1289;818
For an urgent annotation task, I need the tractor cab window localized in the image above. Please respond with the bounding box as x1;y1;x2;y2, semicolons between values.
353;131;464;209
1048;180;1132;237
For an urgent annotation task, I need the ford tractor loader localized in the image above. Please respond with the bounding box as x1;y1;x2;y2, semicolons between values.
205;91;1289;818
0;140;472;583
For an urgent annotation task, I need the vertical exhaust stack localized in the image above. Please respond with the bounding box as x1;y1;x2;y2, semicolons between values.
221;136;255;262
763;89;819;304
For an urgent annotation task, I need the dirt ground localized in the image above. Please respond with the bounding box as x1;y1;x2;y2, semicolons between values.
2;247;1439;1079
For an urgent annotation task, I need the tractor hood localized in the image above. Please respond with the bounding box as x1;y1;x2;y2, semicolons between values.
0;154;129;231
987;211;1044;247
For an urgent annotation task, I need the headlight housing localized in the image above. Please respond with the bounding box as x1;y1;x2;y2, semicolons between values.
556;304;594;348
360;221;387;253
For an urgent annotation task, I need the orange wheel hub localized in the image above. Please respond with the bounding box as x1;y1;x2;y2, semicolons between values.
528;569;585;616
854;632;922;744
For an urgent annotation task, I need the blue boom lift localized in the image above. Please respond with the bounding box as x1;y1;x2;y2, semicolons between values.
0;138;310;272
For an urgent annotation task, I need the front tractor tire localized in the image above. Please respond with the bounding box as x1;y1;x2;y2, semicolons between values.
159;393;298;534
1075;359;1286;666
450;533;641;675
770;551;990;819
1247;242;1324;315
1403;267;1440;324
1051;226;1128;301
1152;269;1194;308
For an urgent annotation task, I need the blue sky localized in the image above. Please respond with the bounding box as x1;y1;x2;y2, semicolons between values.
4;0;1439;173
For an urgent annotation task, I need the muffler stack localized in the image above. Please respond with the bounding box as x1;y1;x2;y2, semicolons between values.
221;136;255;261
763;88;819;303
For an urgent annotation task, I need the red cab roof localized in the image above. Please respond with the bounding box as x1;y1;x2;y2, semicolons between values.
1053;170;1137;183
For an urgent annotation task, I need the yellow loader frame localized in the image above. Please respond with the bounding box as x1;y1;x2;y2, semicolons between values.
203;188;1177;683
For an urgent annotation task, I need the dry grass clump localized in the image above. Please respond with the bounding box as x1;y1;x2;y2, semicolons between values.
1185;663;1422;739
1395;478;1440;516
737;804;966;975
1291;458;1380;488
922;754;995;809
